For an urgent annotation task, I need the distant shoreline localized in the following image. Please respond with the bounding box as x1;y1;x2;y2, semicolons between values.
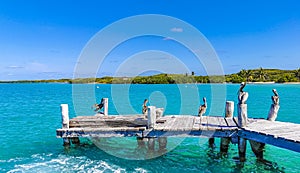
1;68;299;84
1;82;299;85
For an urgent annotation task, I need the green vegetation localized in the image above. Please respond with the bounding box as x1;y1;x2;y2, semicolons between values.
1;68;300;84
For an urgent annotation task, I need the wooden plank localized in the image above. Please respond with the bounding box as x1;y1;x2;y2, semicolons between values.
239;130;300;153
225;117;237;128
200;116;208;130
154;117;172;130
192;117;201;130
177;116;194;131
173;116;185;131
217;117;228;130
206;116;222;130
162;116;177;131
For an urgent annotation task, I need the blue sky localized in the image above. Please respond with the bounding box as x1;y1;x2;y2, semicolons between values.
0;0;299;80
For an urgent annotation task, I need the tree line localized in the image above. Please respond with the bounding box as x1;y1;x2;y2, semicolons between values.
1;68;300;84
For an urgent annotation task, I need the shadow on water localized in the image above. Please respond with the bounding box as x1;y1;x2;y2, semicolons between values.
62;138;286;173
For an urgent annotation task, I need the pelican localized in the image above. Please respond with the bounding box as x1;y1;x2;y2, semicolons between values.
238;82;248;104
142;99;148;115
92;98;105;112
271;89;279;105
198;97;207;117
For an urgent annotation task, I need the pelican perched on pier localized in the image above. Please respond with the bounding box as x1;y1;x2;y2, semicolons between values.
238;82;248;104
271;89;279;105
198;97;207;117
142;99;148;115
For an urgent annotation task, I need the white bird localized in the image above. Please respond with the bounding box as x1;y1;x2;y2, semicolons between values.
198;97;207;117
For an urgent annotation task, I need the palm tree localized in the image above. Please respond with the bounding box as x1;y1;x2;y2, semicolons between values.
238;69;247;78
245;70;253;82
258;67;267;81
295;68;300;79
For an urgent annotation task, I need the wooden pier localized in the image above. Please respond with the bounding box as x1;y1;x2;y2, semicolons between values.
56;87;300;162
56;114;300;151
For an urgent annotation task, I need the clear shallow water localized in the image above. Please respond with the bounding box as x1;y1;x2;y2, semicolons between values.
0;83;299;172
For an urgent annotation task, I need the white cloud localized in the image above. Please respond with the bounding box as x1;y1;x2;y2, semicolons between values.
6;65;24;69
170;27;183;32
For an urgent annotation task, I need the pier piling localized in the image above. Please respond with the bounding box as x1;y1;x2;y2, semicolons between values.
220;101;234;154
103;98;108;116
158;137;167;151
237;104;248;161
250;89;280;160
61;104;70;147
137;137;146;148
237;104;247;128
148;138;155;151
147;106;156;129
238;137;247;162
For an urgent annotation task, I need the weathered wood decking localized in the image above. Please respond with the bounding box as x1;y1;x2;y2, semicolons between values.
56;115;238;138
240;119;300;153
56;115;300;153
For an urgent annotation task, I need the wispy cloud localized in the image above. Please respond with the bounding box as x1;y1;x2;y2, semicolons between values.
170;27;183;32
6;65;24;69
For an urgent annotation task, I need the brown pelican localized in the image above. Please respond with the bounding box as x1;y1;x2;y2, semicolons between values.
92;98;105;112
198;97;207;117
142;99;148;115
238;82;248;104
271;89;279;105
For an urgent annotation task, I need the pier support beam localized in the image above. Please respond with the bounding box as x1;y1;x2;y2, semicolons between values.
237;82;248;162
147;138;155;151
237;104;247;128
137;137;146;148
249;140;265;160
237;104;247;161
103;98;108;116
220;101;234;154
250;89;280;161
71;137;80;145
61;104;70;147
267;104;280;122
238;137;247;162
147;106;156;129
158;137;167;151
225;101;234;118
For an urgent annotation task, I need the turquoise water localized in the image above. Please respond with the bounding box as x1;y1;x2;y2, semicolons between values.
0;83;299;172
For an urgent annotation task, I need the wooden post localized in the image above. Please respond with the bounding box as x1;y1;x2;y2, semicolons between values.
250;89;279;160
220;101;234;154
208;138;215;148
156;108;164;119
158;137;167;151
147;106;156;129
238;137;247;162
71;137;80;145
237;104;247;128
61;104;70;147
237;83;248;162
237;104;248;161
148;138;155;151
103;98;108;116
137;137;146;148
249;140;265;160
225;101;234;118
267;104;280;121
